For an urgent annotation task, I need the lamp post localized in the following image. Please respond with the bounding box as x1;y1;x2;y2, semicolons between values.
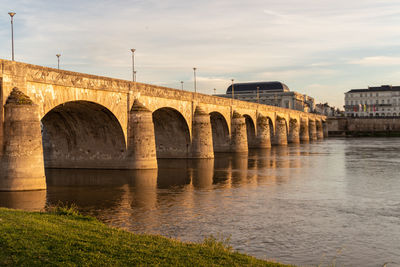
257;86;260;104
131;48;136;82
181;81;184;91
56;54;61;69
213;88;216;95
8;12;16;61
231;79;234;99
193;67;197;93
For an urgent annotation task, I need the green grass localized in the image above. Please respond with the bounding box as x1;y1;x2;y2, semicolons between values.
0;207;292;266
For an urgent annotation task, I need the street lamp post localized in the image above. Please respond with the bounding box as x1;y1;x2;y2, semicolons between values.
213;88;216;95
8;12;16;61
231;79;234;99
193;67;197;93
181;81;184;91
257;86;260;104
131;48;136;82
56;54;61;69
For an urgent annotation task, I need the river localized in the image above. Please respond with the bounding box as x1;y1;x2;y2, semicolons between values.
1;138;399;266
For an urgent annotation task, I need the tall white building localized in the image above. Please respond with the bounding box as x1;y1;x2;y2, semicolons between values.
344;85;400;117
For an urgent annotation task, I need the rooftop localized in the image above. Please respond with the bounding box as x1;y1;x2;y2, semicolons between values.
347;85;400;93
226;81;290;94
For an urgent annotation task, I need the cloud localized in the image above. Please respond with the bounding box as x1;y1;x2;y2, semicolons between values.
349;56;400;66
259;68;337;81
308;62;335;67
3;0;400;109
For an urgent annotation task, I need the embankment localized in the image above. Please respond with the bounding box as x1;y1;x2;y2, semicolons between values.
0;207;291;266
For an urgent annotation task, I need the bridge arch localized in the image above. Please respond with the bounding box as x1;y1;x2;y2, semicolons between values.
41;100;127;169
265;116;275;137
243;114;257;148
210;111;230;152
152;107;191;158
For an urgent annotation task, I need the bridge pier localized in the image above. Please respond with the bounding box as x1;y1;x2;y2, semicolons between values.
316;120;324;140
271;117;288;146
126;100;157;169
256;115;271;148
230;111;248;153
288;118;300;144
191;106;214;158
300;118;309;142
309;120;318;141
323;121;329;138
0;88;46;191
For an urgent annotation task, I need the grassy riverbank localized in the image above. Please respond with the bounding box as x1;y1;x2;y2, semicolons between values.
0;207;292;266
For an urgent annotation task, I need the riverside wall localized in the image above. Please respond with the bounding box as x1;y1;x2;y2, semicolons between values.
327;117;400;136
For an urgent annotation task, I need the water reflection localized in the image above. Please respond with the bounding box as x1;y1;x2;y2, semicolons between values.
191;159;214;189
42;150;306;199
157;159;191;188
231;153;248;186
212;154;231;188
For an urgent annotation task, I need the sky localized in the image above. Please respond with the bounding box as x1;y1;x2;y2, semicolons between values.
2;0;400;108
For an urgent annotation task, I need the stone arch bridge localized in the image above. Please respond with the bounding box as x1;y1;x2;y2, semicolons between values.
0;59;326;191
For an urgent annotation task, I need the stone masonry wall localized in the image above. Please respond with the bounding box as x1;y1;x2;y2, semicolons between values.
327;117;400;136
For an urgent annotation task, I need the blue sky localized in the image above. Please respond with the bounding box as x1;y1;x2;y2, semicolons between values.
2;0;400;107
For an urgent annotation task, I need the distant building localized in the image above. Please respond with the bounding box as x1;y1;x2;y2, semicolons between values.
315;103;343;117
215;81;315;112
344;85;400;117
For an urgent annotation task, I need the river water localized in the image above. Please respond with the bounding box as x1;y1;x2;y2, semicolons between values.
1;138;399;266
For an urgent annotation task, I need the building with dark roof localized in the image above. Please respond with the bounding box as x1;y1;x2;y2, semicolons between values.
226;81;290;94
344;85;400;117
215;81;315;112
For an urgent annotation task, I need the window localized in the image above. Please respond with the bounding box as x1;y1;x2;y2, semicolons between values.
382;100;385;104
376;100;379;104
